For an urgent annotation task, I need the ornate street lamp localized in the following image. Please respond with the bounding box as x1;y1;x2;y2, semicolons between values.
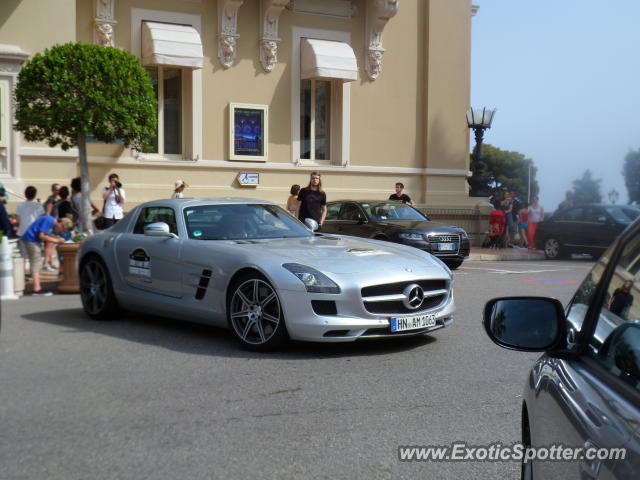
608;189;619;204
466;107;496;197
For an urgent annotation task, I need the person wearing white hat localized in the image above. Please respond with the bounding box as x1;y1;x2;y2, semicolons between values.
172;180;189;199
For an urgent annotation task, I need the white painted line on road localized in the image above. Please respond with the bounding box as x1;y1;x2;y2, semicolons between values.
461;266;570;274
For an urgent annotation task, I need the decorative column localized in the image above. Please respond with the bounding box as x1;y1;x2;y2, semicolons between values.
94;0;117;47
260;0;289;72
365;0;399;81
218;0;244;68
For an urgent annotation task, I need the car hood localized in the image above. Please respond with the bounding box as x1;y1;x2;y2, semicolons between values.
231;235;446;275
375;220;464;233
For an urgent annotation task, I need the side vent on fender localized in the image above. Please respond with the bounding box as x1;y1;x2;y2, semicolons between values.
195;269;213;300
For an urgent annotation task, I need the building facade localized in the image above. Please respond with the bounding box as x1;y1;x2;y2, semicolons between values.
0;0;474;209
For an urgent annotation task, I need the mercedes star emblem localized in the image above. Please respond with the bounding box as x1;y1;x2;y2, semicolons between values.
402;283;425;310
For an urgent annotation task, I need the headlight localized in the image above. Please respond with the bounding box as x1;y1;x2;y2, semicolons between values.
282;263;341;294
398;232;424;241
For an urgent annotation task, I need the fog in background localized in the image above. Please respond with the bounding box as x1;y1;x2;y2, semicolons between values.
471;0;639;212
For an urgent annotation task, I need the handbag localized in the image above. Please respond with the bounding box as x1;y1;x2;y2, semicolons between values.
93;198;108;230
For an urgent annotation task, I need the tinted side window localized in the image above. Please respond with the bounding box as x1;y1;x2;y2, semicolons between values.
339;203;365;222
589;233;640;390
133;207;178;235
325;203;341;221
583;207;606;223
563;207;585;221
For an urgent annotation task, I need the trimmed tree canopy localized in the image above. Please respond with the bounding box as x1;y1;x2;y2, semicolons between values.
14;42;156;151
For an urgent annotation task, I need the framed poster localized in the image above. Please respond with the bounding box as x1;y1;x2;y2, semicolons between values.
229;103;268;161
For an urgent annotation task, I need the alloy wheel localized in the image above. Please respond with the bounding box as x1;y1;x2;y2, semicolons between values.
80;260;109;316
544;238;560;259
230;278;282;345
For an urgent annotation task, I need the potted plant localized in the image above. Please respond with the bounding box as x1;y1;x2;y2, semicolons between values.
57;232;89;293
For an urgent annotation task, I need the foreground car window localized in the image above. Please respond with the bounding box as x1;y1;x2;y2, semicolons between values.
360;202;428;221
589;233;640;390
183;204;313;240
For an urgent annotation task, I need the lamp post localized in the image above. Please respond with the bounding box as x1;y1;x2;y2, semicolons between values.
608;189;619;204
466;107;496;197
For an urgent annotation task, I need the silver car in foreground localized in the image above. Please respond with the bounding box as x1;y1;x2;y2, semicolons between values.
78;198;455;350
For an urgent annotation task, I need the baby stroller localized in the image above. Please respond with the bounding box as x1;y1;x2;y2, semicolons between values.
482;209;507;248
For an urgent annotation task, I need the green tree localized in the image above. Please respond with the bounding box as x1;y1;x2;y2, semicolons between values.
623;149;640;205
571;169;602;204
14;42;156;232
477;144;539;204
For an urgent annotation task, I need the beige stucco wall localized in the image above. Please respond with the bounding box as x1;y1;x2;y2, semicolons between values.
0;0;76;53
6;0;475;210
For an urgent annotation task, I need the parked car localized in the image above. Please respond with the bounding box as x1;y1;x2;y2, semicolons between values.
321;200;470;269
535;204;640;259
484;216;640;479
77;198;455;351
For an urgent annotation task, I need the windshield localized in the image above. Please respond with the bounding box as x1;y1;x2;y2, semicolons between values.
360;202;429;221
183;204;313;240
604;206;640;224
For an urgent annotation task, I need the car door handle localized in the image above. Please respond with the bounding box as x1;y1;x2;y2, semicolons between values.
579;440;602;479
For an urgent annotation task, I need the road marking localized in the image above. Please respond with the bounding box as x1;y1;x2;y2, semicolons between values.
524;279;579;284
461;267;570;274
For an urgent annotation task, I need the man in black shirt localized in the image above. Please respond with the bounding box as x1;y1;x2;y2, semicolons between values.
389;182;415;206
296;172;327;226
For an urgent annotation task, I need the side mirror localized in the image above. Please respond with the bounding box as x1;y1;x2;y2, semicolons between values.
144;222;177;238
304;218;319;232
483;297;565;351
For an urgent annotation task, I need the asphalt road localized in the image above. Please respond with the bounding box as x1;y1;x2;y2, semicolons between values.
0;259;594;480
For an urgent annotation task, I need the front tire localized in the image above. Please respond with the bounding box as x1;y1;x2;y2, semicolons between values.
80;256;120;320
544;237;563;259
228;273;288;351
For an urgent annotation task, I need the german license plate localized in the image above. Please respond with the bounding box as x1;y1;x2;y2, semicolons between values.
390;313;437;332
437;243;457;251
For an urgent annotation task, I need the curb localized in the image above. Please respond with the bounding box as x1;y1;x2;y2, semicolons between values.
468;249;546;262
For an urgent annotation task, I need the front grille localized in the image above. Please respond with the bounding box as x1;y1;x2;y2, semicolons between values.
427;234;461;255
361;279;447;297
361;279;449;315
363;295;445;314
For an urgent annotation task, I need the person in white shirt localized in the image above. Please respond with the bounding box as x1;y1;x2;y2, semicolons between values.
17;186;44;236
16;186;45;253
527;195;544;249
102;173;126;228
171;179;188;199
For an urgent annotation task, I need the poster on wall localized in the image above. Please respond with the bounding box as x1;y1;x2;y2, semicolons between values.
229;103;268;161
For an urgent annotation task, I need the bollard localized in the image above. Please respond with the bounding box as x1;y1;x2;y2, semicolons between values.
0;236;18;300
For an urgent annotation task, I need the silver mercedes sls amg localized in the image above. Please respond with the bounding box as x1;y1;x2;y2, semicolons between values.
77;198;455;350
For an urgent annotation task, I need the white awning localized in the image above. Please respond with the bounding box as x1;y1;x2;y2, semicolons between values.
301;38;357;82
142;22;203;69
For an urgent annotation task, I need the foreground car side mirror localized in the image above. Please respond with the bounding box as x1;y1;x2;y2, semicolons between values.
144;222;178;238
483;297;565;351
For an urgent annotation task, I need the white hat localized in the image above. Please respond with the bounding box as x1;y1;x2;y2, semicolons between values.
174;179;188;189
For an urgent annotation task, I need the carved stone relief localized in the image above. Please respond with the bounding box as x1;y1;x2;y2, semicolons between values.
365;0;399;81
260;0;289;72
218;0;244;68
94;0;117;47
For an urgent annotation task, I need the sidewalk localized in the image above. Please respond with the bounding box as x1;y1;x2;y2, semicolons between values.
468;247;546;261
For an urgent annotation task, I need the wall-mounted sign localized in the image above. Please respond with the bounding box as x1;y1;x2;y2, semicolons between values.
229;103;268;161
237;172;260;187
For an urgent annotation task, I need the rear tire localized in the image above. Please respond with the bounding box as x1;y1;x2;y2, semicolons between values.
79;256;121;320
227;272;288;351
543;237;563;259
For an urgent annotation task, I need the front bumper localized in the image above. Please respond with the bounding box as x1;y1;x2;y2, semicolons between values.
278;286;455;342
398;237;470;260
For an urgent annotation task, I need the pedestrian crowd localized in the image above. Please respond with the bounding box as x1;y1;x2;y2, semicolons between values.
489;190;544;249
